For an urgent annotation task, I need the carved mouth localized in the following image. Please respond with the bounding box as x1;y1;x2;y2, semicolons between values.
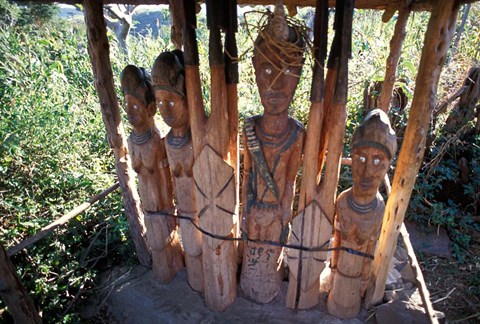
264;92;287;104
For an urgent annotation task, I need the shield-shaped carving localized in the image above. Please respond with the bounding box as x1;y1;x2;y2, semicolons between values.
193;145;237;248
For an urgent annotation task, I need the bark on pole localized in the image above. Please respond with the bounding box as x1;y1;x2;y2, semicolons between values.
83;0;151;267
378;1;411;113
0;244;42;323
365;0;460;309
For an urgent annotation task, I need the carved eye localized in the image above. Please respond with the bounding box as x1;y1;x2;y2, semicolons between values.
133;104;138;110
157;100;164;107
265;67;272;75
359;156;366;163
169;101;175;107
373;158;380;165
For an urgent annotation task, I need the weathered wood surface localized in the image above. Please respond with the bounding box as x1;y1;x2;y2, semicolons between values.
0;244;42;323
240;3;306;304
183;0;238;312
378;2;411;112
152;50;204;291
365;0;460;308
8;183;119;257
83;0;151;267
400;224;439;324
24;0;479;12
286;0;353;309
327;109;397;318
225;0;241;264
286;0;328;310
129;127;184;283
165;137;203;291
327;191;384;318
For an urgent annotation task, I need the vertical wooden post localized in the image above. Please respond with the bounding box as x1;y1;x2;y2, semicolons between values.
365;0;460;308
378;1;411;112
83;0;151;267
183;0;238;311
0;244;42;323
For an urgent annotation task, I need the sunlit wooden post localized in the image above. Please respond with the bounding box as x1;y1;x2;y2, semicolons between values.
378;1;411;112
0;244;42;323
83;0;151;267
365;0;460;309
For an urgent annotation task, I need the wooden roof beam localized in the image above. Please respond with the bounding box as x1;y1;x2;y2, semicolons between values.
14;0;480;12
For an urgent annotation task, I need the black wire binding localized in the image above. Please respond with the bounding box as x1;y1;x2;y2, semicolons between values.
145;210;374;260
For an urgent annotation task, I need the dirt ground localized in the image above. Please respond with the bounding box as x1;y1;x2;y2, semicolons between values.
421;246;480;323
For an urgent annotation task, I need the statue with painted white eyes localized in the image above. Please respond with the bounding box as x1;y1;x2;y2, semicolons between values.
327;109;397;319
151;50;204;292
120;65;184;283
240;4;306;303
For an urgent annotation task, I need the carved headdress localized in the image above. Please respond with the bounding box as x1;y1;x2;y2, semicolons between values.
254;2;306;66
151;50;186;98
352;109;397;160
120;65;154;106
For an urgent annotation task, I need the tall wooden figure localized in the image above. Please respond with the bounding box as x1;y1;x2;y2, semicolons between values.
151;51;204;292
327;109;397;318
120;65;184;283
182;0;239;312
240;4;306;304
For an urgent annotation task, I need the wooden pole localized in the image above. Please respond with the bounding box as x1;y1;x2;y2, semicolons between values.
0;244;42;323
8;183;120;257
365;0;460;309
378;1;411;112
225;0;240;258
83;0;151;267
287;0;354;309
183;0;238;312
286;0;329;309
400;224;439;323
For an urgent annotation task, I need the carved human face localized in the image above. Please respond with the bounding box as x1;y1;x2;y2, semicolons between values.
154;90;189;129
123;93;155;128
351;146;390;201
253;43;303;116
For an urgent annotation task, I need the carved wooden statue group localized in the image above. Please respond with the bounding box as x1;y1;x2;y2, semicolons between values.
119;2;397;319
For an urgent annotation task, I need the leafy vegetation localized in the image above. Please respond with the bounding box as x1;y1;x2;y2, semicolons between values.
0;3;479;322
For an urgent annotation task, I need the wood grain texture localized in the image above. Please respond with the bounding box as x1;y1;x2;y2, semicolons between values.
165;137;204;292
365;0;460;308
0;245;42;323
24;0;470;12
184;0;238;309
378;2;411;112
129;128;184;283
83;0;151;267
286;0;352;309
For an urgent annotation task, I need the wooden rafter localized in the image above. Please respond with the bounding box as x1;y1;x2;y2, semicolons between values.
12;0;480;11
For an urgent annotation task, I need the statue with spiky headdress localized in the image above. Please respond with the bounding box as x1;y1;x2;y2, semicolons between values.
151;50;204;292
240;3;307;303
120;65;184;283
327;109;397;318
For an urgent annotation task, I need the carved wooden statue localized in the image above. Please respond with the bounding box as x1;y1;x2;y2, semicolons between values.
120;65;184;283
182;0;239;312
151;51;203;292
327;109;397;318
240;4;306;304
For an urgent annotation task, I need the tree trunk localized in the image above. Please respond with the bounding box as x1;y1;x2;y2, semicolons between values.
378;3;410;112
83;0;151;267
0;244;42;323
365;0;460;308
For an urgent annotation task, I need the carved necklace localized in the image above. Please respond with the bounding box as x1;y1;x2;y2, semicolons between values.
347;193;378;214
167;128;191;149
256;118;293;148
130;128;153;145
